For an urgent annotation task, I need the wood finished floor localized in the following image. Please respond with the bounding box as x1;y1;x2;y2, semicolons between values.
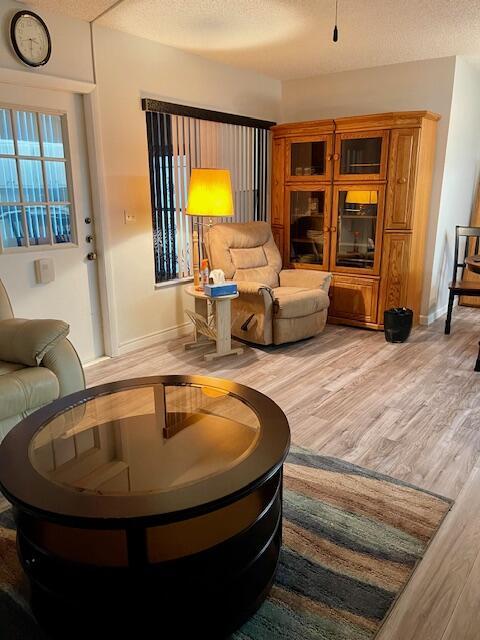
81;306;479;639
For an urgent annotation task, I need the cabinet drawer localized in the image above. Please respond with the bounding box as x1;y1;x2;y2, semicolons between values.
329;275;379;323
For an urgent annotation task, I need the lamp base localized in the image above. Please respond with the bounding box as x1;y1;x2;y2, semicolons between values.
192;227;201;290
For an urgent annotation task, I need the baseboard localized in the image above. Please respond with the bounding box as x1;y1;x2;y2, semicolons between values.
83;356;111;368
116;321;191;356
419;302;455;326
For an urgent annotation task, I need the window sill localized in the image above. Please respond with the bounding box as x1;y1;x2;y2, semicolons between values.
0;242;78;254
155;276;193;290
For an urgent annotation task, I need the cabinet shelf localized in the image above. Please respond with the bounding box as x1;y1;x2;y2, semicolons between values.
340;215;377;220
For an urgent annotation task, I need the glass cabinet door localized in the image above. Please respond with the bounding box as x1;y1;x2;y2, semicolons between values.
287;187;331;269
287;135;333;181
334;131;388;181
331;185;385;274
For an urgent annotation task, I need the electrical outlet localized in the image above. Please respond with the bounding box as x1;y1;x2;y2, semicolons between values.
124;210;136;224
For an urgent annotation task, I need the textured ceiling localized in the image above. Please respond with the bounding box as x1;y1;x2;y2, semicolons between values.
26;0;119;22
28;0;480;80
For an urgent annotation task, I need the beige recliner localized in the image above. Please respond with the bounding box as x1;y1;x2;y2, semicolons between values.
205;222;332;346
0;279;85;442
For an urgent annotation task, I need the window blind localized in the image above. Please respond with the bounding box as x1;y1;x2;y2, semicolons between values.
145;105;272;284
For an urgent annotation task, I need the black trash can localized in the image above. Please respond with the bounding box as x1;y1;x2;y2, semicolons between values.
384;307;413;343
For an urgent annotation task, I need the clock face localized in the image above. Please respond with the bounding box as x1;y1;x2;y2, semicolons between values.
10;11;51;68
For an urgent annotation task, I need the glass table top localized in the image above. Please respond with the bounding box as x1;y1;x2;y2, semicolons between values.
29;382;261;497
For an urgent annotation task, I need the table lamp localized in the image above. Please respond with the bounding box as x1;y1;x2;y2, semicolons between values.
186;168;234;289
345;190;378;205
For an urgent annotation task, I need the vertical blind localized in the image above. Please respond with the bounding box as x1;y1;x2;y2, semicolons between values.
145;103;273;284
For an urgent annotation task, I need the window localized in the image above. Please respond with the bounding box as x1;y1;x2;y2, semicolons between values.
144;100;274;284
0;107;75;251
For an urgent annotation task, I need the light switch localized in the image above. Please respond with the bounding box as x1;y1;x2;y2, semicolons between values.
34;258;55;284
124;211;136;224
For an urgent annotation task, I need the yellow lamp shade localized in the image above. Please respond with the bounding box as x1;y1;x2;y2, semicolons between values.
186;168;234;217
345;190;378;205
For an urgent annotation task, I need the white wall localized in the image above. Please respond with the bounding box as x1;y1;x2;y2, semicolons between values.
281;57;457;317
92;25;281;352
427;57;480;320
0;0;93;84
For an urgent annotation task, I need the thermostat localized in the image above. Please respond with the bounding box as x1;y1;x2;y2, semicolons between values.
34;258;55;284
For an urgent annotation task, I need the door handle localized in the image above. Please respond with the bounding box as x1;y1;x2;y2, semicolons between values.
331;226;337;232
333;153;340;161
87;252;97;261
324;226;330;232
397;177;407;184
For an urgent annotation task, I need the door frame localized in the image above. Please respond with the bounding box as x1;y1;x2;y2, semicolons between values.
83;90;119;357
330;183;386;276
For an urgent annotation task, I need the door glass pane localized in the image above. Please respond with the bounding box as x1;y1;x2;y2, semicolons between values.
0;158;20;203
290;191;325;265
45;161;68;202
291;141;326;177
26;206;50;245
0;206;26;248
19;160;45;202
15;111;41;157
0;109;14;155
40;114;65;158
340;137;382;175
51;205;72;244
336;190;378;269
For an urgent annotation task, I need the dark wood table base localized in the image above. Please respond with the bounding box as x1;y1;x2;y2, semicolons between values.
17;469;283;639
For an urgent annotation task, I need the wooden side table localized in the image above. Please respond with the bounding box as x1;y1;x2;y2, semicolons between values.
184;285;243;361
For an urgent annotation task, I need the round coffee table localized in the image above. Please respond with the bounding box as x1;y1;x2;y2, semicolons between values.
0;375;290;638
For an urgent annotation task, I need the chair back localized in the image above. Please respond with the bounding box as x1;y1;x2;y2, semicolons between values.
451;226;480;283
0;280;14;321
205;222;282;288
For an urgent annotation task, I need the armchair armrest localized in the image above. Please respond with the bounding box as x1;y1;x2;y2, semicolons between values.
279;269;332;292
42;339;85;397
0;318;69;367
236;281;274;299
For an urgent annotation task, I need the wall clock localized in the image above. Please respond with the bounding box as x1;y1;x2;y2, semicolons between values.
10;11;52;68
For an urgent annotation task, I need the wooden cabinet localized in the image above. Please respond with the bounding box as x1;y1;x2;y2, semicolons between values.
271;111;439;328
330;183;385;275
286;134;333;182
385;128;419;229
378;233;411;319
285;184;331;271
333;130;389;182
330;275;379;325
271;225;284;256
271;138;285;226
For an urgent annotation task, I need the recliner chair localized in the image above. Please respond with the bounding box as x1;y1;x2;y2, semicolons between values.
0;279;85;442
204;222;332;345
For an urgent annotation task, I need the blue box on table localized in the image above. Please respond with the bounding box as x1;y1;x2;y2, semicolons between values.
204;282;237;297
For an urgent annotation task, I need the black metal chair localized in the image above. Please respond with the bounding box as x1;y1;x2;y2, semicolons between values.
444;225;480;334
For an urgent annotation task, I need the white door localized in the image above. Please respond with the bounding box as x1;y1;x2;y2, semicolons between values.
0;83;104;362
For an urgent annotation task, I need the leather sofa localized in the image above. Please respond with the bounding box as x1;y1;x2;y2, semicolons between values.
0;279;85;442
205;222;332;345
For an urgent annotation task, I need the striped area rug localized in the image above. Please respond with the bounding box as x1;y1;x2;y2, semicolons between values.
234;447;453;639
0;447;452;640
